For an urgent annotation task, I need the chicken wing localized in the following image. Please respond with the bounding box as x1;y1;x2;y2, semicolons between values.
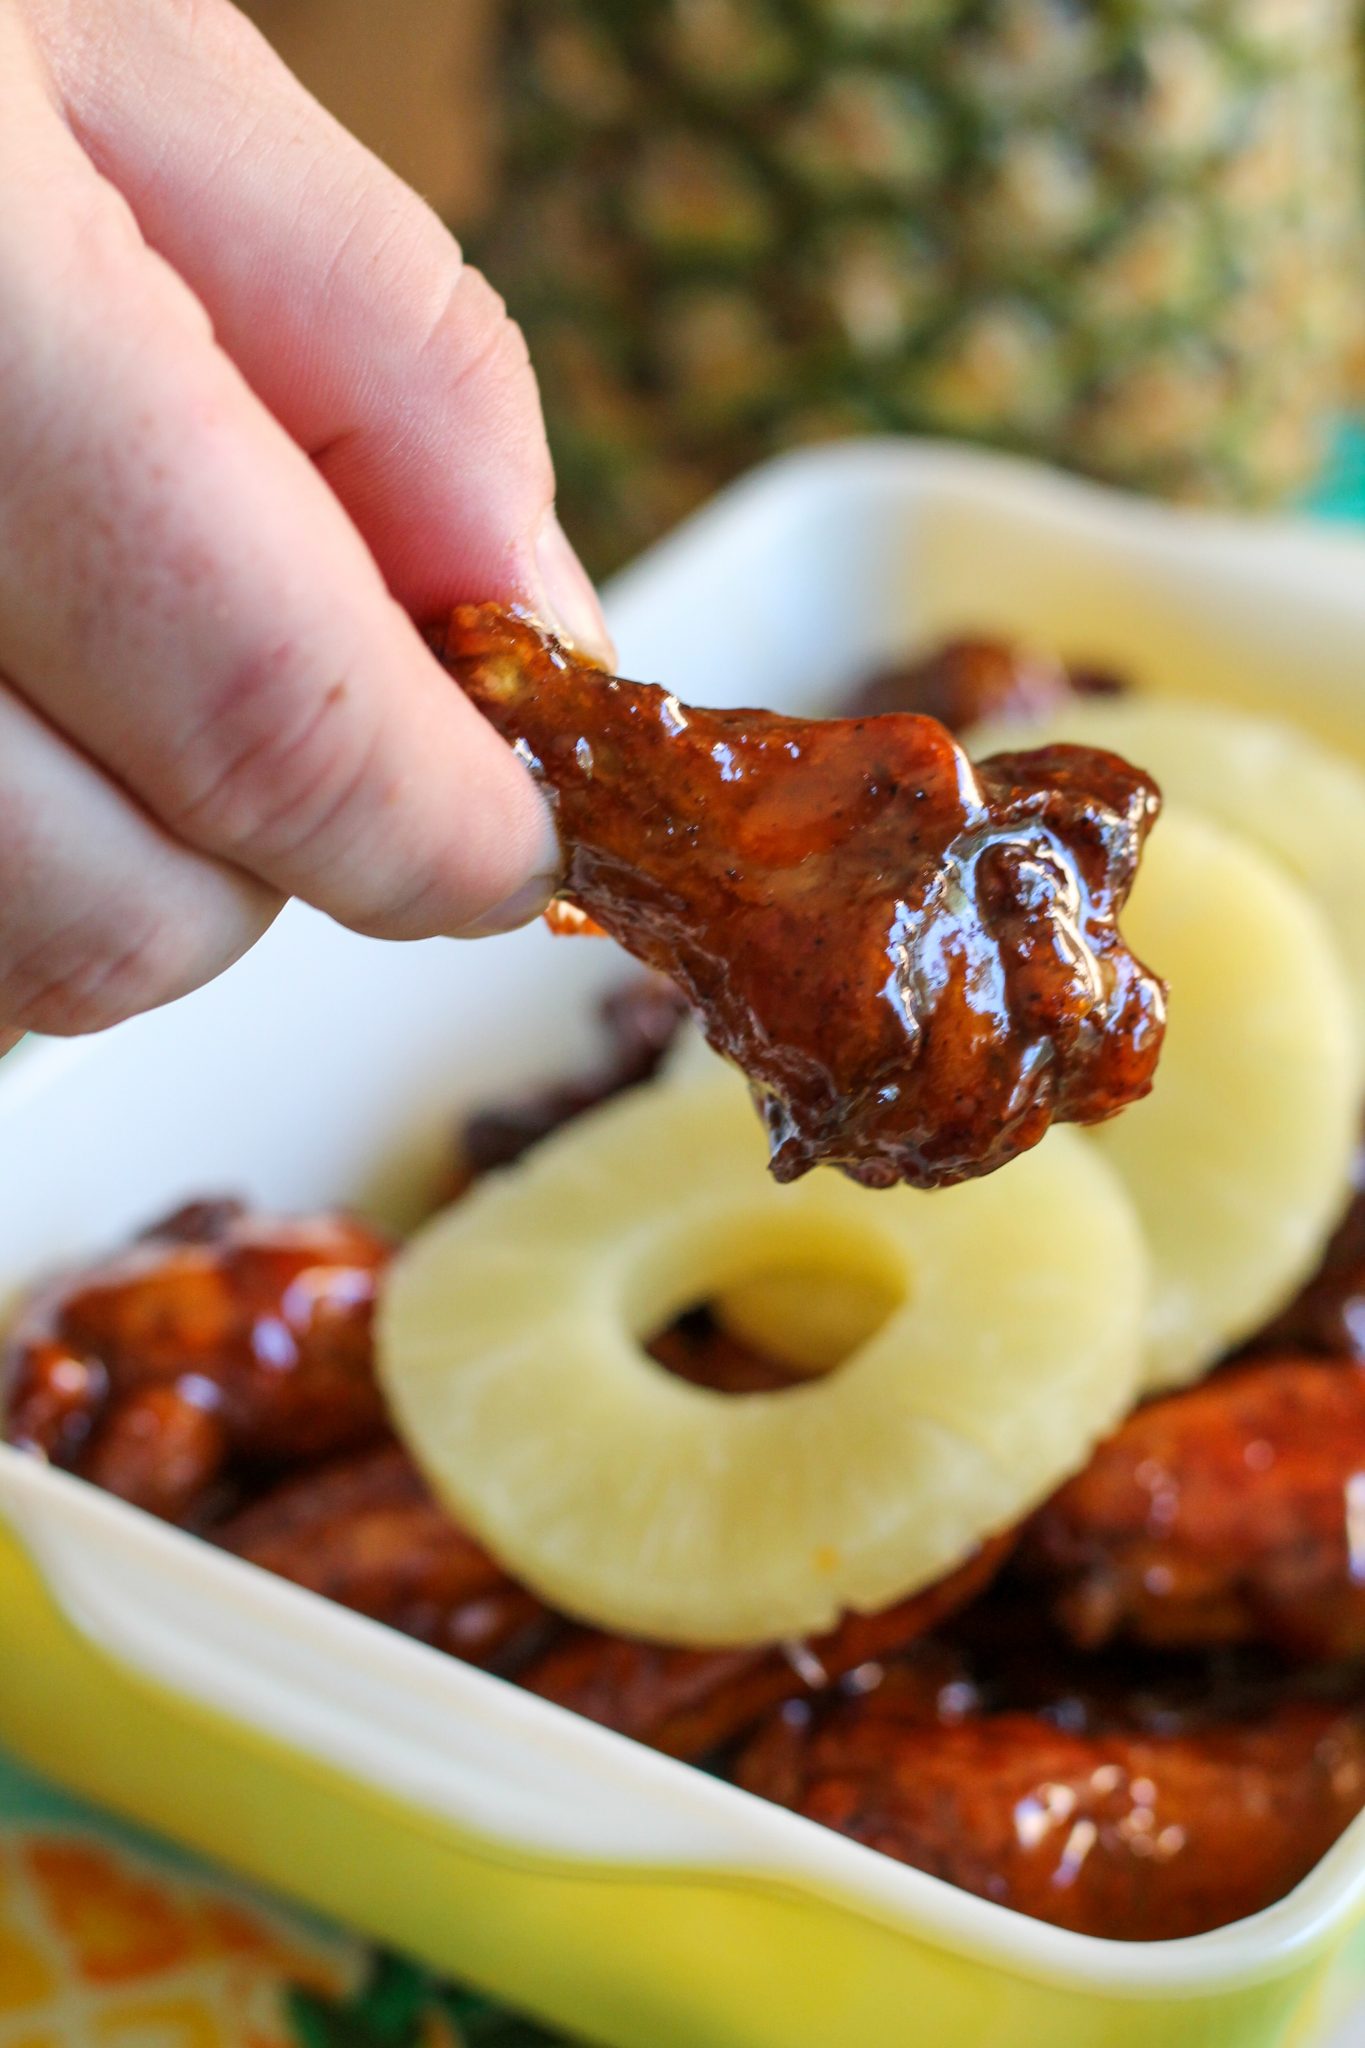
520;1534;1012;1760
735;1658;1365;1939
215;1442;555;1671
214;1426;1008;1760
436;605;1166;1190
2;1201;391;1523
1019;1355;1365;1662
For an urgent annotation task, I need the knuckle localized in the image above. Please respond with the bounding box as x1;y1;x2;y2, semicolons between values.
7;911;190;1037
425;262;537;405
147;0;256;57
313;176;461;360
166;638;377;877
334;193;537;416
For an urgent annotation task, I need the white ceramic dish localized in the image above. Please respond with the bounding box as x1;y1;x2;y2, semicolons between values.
3;442;1365;2048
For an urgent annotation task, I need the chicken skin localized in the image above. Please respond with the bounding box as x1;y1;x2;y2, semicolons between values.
436;605;1166;1190
1020;1356;1365;1662
214;1433;1008;1760
519;1534;1012;1760
736;1657;1365;1940
8;1175;1365;1938
2;1200;391;1523
215;1442;555;1672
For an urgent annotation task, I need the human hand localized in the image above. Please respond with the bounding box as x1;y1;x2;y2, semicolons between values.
0;0;609;1045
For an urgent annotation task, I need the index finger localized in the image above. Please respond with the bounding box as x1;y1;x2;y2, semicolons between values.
42;0;610;650
0;30;559;941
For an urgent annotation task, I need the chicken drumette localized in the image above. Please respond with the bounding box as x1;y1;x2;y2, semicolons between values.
845;637;1124;732
436;605;1166;1190
2;1200;391;1523
517;1534;1011;1760
736;1653;1365;1941
215;1442;555;1671
215;1436;1009;1760
9;1186;1365;1937
1020;1354;1365;1663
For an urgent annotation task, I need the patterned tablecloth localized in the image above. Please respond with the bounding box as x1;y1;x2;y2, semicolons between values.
5;435;1365;2046
0;1748;560;2045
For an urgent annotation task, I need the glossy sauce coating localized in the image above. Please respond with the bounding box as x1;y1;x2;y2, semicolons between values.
2;1201;391;1522
214;1428;1008;1760
216;1442;555;1672
735;1656;1365;1941
437;605;1167;1189
1020;1354;1365;1663
519;1534;1012;1760
4;577;1358;1943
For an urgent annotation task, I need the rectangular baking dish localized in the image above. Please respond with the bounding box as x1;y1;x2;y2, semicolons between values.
3;441;1365;2048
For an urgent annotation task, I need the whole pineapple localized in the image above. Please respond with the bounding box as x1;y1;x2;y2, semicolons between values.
482;0;1365;575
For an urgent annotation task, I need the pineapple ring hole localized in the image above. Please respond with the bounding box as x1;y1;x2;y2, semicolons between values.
628;1208;908;1392
710;1265;899;1378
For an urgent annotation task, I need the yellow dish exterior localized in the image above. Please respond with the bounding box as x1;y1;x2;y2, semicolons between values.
0;1516;1348;2048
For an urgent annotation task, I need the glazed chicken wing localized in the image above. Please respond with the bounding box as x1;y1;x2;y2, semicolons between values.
2;1200;391;1523
436;605;1166;1190
214;1431;1008;1759
1020;1355;1365;1662
520;1534;1012;1760
215;1443;555;1672
736;1659;1365;1940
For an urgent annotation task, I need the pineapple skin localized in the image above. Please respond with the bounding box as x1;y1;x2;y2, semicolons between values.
481;0;1365;574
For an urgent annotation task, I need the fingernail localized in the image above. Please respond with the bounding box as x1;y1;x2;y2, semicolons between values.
458;867;562;940
535;510;616;668
456;790;563;938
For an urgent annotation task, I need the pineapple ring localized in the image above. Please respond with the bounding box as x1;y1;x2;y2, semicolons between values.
715;808;1357;1395
970;695;1365;1066
1083;807;1356;1390
380;1084;1145;1647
